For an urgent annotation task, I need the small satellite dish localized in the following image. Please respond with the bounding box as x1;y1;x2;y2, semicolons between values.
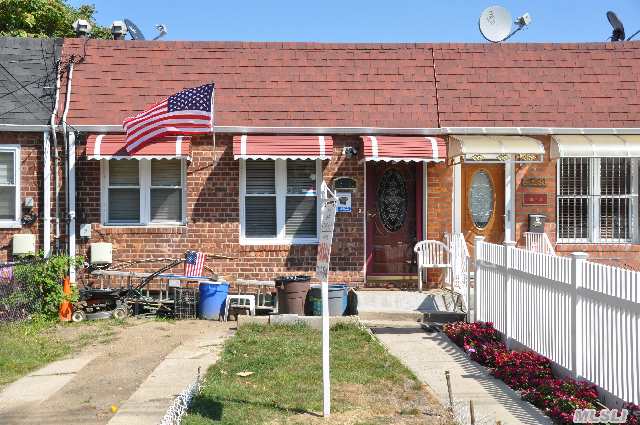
479;5;513;43
124;18;146;40
607;11;626;41
152;24;168;40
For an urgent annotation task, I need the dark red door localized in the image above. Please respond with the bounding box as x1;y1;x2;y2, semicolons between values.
366;162;418;275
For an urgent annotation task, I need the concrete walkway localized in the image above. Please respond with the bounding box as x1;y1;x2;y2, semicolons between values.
108;326;230;425
371;323;552;425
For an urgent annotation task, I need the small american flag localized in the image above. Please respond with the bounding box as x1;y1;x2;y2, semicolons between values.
184;251;206;277
123;83;214;152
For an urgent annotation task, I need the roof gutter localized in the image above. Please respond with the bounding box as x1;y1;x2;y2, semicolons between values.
0;124;58;132
67;125;640;136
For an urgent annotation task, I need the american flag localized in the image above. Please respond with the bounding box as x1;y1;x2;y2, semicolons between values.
184;250;206;277
123;83;214;152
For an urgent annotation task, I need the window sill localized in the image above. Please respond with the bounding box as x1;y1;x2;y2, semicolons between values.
101;223;186;229
240;238;319;246
0;221;21;229
556;243;640;252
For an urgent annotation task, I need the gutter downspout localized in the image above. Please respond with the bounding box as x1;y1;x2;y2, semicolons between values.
43;131;51;258
49;63;61;255
61;60;75;282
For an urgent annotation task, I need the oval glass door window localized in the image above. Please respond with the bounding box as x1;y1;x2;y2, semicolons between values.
469;170;494;229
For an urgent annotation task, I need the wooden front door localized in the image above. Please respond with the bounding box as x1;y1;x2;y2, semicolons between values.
366;162;417;275
462;164;505;247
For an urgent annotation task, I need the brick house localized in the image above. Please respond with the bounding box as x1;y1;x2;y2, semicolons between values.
29;38;640;286
0;37;61;261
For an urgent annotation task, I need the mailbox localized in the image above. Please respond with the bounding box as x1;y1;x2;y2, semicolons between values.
528;214;546;233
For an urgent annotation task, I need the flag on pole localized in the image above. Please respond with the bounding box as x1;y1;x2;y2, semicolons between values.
184;251;206;276
123;83;214;152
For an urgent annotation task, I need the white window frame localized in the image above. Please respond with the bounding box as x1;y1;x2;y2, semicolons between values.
0;145;21;228
240;158;321;245
100;159;187;226
557;157;639;244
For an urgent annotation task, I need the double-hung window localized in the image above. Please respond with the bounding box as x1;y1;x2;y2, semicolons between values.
102;159;185;225
557;157;638;243
241;159;320;244
0;146;20;227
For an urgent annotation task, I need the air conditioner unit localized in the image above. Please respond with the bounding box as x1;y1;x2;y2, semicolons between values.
90;242;112;265
13;234;35;256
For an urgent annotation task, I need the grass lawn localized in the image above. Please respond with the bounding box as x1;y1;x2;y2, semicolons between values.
184;323;453;425
0;317;120;387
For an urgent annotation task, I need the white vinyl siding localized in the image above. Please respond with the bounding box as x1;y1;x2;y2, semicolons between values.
0;146;20;227
102;159;186;226
240;159;320;244
557;157;638;243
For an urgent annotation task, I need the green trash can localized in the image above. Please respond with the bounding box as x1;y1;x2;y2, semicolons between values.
308;284;348;316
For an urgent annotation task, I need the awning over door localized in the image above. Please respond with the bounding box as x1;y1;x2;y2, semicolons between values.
449;135;544;162
362;136;446;162
232;135;333;160
551;135;640;158
86;134;191;160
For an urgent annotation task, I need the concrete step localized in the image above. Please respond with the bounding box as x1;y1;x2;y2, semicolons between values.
355;289;465;315
357;310;423;322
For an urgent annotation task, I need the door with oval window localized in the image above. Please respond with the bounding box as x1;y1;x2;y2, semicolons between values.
366;163;417;275
462;164;505;248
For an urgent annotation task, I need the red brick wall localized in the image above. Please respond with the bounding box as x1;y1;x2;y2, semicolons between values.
75;135;365;284
515;136;640;270
0;132;45;260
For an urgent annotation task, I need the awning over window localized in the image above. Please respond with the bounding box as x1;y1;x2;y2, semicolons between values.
232;135;333;160
362;136;446;162
86;134;191;160
551;135;640;158
449;135;544;162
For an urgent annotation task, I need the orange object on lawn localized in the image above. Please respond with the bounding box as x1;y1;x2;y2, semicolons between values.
59;276;72;321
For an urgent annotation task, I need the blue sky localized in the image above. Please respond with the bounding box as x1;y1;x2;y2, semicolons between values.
71;0;640;43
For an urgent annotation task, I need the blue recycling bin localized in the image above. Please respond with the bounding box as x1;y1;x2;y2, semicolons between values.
199;281;229;320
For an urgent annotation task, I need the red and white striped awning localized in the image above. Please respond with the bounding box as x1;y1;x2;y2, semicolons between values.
233;135;333;160
363;136;446;162
86;134;191;160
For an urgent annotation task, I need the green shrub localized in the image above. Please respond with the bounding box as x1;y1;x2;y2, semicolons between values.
13;253;84;319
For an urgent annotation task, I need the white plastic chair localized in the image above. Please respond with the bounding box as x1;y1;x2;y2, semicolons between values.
413;240;451;292
224;294;256;321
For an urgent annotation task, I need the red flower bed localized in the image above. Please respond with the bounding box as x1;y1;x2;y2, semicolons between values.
443;321;635;424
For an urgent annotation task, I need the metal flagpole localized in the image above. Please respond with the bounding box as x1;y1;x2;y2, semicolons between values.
316;181;337;417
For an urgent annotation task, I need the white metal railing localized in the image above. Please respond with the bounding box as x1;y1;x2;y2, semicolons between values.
524;231;556;255
474;236;640;407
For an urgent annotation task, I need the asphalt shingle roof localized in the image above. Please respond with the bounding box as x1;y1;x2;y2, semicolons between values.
0;37;61;125
60;39;640;128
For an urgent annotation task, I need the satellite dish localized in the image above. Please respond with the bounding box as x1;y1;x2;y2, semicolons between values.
479;5;513;43
607;11;626;41
152;24;168;40
124;18;146;40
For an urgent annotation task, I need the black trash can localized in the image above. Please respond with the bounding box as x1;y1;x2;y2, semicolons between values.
274;275;311;315
528;214;547;233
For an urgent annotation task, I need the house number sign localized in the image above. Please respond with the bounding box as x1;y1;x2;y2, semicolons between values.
522;177;546;188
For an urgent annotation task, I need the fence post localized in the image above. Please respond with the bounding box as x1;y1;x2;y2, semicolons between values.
570;252;588;378
473;236;484;323
503;240;516;349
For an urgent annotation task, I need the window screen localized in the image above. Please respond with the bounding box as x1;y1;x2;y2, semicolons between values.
108;161;140;223
0;152;15;221
150;160;182;222
245;160;277;237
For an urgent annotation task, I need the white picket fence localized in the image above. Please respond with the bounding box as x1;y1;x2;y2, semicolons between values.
474;237;640;406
